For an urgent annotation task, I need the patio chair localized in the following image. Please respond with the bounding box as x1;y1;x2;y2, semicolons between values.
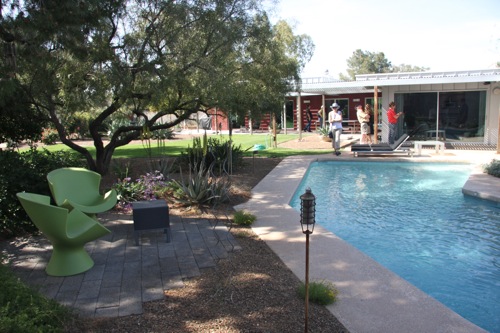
16;192;111;276
47;167;117;215
351;134;413;157
408;123;430;140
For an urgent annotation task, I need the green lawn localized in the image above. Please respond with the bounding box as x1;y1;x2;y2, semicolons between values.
36;133;330;158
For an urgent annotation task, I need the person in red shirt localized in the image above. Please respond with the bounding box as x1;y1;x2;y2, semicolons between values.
387;101;403;144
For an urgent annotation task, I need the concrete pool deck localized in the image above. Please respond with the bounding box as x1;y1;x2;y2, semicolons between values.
235;148;498;333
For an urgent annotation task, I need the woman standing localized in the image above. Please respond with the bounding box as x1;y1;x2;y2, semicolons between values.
364;104;374;144
328;103;343;156
317;105;325;128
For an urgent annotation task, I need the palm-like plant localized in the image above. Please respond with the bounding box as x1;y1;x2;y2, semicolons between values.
317;127;332;141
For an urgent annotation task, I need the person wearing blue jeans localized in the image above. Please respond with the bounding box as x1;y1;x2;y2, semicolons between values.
387;101;403;144
304;106;313;132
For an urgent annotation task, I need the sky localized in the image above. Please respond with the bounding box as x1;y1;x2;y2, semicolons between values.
265;0;500;78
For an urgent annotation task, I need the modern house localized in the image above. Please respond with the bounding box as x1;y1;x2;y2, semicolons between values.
289;69;500;148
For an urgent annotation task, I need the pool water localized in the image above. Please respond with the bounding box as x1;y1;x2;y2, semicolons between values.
290;161;500;333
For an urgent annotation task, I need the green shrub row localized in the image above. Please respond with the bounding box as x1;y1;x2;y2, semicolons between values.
0;149;85;238
113;160;232;210
0;262;71;332
111;135;244;210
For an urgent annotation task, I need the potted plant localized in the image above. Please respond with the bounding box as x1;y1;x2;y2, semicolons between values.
317;127;332;142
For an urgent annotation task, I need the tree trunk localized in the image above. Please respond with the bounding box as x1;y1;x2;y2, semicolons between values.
95;146;115;175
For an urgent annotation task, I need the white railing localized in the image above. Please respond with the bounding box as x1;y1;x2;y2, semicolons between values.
355;69;500;82
299;77;349;85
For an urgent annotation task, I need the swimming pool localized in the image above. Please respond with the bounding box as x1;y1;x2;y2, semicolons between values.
290;161;500;333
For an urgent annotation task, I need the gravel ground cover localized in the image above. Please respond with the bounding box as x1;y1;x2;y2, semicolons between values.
66;155;348;332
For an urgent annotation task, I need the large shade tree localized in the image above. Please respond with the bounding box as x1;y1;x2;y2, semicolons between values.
220;18;314;131
0;79;47;143
339;49;429;80
0;0;310;174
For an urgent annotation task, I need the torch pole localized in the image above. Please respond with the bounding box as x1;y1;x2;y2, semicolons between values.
305;231;310;333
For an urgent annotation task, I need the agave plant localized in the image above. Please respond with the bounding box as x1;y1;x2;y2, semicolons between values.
317;126;332;141
317;126;330;137
166;160;230;207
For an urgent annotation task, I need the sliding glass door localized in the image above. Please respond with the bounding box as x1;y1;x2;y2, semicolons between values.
394;91;486;142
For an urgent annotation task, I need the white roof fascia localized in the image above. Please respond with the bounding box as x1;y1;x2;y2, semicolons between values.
355;69;500;86
295;69;500;95
296;80;379;95
286;92;319;97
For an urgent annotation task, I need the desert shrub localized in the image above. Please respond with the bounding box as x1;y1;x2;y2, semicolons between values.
111;159;132;180
483;159;500;178
177;135;213;173
113;171;168;209
113;177;146;206
152;128;175;140
207;137;244;172
66;111;92;139
178;135;244;175
165;161;231;208
233;210;256;226
297;280;338;306
0;259;72;332
106;117;142;140
0;149;84;237
40;128;59;145
147;158;176;179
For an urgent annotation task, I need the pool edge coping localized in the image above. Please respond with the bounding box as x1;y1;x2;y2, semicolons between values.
235;153;493;333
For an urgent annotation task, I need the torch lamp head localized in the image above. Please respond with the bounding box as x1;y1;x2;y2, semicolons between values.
300;187;316;234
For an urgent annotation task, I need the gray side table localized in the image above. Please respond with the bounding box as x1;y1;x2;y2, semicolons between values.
132;200;171;246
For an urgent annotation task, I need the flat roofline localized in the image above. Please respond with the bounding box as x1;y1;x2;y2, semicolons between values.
297;69;500;92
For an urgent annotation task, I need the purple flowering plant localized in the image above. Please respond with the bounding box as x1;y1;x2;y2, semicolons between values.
113;170;168;210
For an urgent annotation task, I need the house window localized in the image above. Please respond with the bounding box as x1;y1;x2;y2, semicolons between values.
326;98;349;119
365;98;382;109
394;91;486;142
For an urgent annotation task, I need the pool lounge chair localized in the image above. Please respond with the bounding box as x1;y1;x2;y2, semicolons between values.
351;134;413;157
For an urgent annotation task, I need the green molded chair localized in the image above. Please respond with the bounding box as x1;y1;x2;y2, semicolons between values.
47;167;117;215
16;192;111;276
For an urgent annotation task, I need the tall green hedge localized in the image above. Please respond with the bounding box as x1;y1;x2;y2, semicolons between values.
0;149;85;237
